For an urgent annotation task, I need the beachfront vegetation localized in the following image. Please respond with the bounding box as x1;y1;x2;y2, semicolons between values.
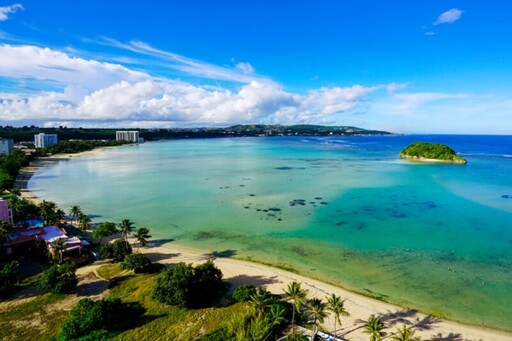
100;239;132;262
119;218;135;241
134;227;151;248
0;149;31;191
59;297;145;340
37;139;126;156
307;297;328;340
400;142;467;163
232;284;257;302
391;324;421;341
92;221;118;243
327;293;350;337
284;281;309;326
38;262;78;294
152;260;228;308
120;253;152;273
6;195;38;222
363;315;387;341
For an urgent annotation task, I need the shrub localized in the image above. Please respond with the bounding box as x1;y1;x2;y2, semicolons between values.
99;239;132;262
38;262;77;294
232;284;257;302
153;260;228;308
0;261;19;296
60;297;145;340
120;253;151;273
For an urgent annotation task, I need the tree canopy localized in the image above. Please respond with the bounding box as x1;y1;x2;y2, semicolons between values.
400;142;467;163
152;260;228;308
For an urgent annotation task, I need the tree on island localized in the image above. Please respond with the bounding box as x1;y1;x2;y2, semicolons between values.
92;221;118;244
284;281;309;326
327;293;349;336
119;219;134;241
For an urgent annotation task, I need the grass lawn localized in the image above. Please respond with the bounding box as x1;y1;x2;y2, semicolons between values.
0;293;69;340
1;263;249;340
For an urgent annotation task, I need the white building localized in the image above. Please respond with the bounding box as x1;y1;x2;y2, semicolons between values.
0;138;14;156
34;133;58;148
116;131;142;143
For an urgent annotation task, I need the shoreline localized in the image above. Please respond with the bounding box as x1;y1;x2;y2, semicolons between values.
16;147;512;340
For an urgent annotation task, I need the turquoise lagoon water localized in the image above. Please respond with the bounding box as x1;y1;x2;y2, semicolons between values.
29;135;512;329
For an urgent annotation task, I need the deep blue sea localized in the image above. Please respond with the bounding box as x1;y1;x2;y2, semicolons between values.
29;135;512;329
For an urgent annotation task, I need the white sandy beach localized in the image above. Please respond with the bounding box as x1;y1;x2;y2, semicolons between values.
15;150;512;341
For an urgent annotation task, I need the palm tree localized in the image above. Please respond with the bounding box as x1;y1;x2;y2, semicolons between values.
119;219;134;241
268;304;287;327
53;238;65;263
391;325;420;341
39;200;58;225
0;220;15;243
77;213;91;233
249;287;273;317
363;315;386;341
69;205;82;225
327;293;349;336
56;208;66;223
284;281;309;326
307;297;328;341
134;227;151;249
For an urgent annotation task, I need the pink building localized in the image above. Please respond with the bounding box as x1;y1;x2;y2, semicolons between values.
0;199;12;223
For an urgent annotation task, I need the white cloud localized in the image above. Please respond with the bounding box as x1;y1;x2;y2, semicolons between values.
433;8;463;26
0;44;149;91
235;62;255;74
0;77;384;127
0;3;23;21
99;38;272;85
425;31;435;36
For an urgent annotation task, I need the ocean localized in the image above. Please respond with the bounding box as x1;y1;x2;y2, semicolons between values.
29;135;512;330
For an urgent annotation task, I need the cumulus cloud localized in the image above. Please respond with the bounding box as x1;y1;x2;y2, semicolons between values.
0;44;149;91
0;43;397;128
1;79;386;126
433;8;463;26
0;3;23;21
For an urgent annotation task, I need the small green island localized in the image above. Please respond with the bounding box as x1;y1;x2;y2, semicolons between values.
400;142;467;164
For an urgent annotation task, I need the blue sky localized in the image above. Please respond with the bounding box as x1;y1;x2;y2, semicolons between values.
0;1;511;133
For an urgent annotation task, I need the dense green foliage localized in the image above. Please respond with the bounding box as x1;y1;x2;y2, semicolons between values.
38;200;65;225
0;124;390;144
400;142;467;163
99;239;132;262
59;297;145;340
231;284;257;302
120;253;152;273
153;260;228;308
38;263;78;294
92;221;118;243
0;149;31;191
0;220;15;244
7;195;39;222
0;261;19;296
38;139;125;156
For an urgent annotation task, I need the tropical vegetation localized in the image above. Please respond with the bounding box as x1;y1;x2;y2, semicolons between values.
400;142;467;163
152;260;228;308
38;262;78;294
